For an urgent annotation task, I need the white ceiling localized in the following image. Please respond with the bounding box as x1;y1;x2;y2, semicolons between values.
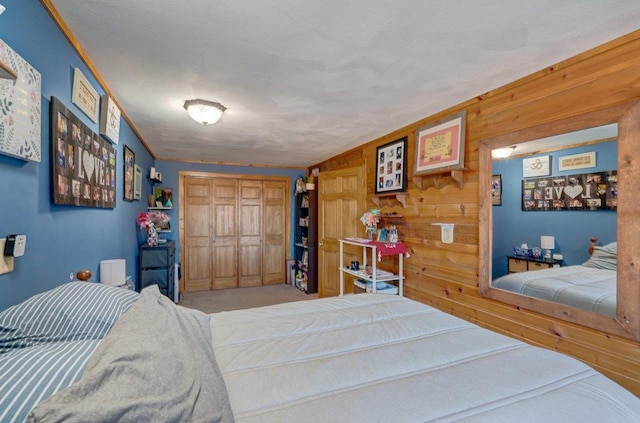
48;0;640;168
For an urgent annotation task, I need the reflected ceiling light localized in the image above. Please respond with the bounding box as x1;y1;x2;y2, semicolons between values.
492;146;516;159
183;99;226;125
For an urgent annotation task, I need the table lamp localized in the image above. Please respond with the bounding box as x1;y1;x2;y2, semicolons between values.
540;236;555;260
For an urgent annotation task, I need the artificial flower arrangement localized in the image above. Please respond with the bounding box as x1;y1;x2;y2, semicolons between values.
137;211;170;246
137;211;170;231
360;208;381;228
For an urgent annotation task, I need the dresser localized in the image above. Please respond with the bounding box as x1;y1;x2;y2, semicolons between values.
139;240;175;301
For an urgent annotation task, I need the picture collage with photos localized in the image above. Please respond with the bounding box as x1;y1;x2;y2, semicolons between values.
51;97;116;208
522;170;617;211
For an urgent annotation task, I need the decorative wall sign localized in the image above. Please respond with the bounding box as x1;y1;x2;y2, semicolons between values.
375;136;407;194
522;155;551;177
72;68;99;123
51;97;116;208
134;164;142;200
558;151;596;171
521;170;617;211
99;94;121;144
414;111;466;175
123;145;135;201
0;39;42;162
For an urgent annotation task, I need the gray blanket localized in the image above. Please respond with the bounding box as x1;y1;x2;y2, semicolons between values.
27;286;234;423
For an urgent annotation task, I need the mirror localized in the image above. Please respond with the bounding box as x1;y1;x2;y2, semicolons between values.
479;102;640;341
490;125;617;317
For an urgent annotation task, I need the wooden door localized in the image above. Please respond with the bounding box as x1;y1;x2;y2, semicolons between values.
212;178;239;289
318;165;365;297
184;176;213;291
262;181;287;285
238;180;262;287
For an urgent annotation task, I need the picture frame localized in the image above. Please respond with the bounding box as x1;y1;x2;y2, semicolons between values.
133;164;142;200
414;110;466;175
71;68;99;123
123;145;135;201
153;187;173;209
522;155;551;177
50;97;116;208
558;151;596;171
492;174;502;206
375;136;408;195
99;94;121;144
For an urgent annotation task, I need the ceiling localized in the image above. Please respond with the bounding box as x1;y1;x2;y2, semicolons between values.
47;1;640;168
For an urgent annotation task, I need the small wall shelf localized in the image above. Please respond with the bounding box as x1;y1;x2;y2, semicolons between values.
413;169;465;191
0;61;17;81
372;193;407;208
148;206;172;210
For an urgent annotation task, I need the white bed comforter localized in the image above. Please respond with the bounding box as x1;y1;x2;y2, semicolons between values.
492;265;616;317
209;294;640;422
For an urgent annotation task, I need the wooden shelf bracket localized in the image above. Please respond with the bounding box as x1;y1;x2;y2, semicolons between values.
412;169;464;191
372;193;407;208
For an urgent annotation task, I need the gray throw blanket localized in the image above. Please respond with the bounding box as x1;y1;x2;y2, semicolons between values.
27;286;234;422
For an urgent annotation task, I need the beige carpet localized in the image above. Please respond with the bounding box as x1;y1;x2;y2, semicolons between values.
180;283;318;314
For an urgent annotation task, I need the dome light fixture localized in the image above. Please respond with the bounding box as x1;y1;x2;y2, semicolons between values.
491;146;516;159
183;99;226;125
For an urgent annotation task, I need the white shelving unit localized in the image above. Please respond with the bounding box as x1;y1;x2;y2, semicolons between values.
338;238;404;296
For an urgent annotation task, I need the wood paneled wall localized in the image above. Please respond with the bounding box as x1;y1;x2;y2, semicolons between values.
313;30;640;394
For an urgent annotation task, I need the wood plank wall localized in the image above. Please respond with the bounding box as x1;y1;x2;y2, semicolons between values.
312;30;640;395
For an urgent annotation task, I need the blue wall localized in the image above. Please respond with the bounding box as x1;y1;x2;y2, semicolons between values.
0;0;305;310
491;141;617;279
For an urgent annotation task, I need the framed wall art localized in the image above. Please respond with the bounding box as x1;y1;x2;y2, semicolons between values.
123;145;135;201
558;151;596;171
72;67;99;123
99;94;121;144
492;174;502;206
522;155;551;177
414;111;466;175
0;39;42;162
50;96;116;208
133;164;142;200
153;187;173;209
375;136;407;195
521;170;617;211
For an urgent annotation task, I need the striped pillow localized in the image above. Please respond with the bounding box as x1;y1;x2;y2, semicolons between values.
0;282;138;352
0;339;100;423
0;282;139;422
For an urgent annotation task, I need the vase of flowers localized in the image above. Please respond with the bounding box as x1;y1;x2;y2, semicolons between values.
137;211;170;247
360;209;380;240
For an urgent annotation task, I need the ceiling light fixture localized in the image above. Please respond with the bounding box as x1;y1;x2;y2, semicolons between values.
183;99;226;126
492;146;516;159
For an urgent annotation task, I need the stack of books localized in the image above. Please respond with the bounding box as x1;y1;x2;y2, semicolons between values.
354;279;398;295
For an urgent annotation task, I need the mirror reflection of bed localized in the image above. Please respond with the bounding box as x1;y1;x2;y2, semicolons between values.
492;237;617;317
490;124;617;317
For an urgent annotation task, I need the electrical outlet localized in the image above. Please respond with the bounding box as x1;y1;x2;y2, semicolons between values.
0;238;14;275
70;272;74;281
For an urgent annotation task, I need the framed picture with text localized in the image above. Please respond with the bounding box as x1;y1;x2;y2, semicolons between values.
414;111;466;175
375;136;408;195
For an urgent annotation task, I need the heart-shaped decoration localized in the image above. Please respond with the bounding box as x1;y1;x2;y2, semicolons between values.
563;185;583;199
83;150;95;182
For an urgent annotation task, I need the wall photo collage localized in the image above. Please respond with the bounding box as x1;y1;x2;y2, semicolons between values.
521;170;617;211
50;96;116;208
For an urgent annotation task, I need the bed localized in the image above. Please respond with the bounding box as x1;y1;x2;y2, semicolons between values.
492;241;617;317
2;281;639;422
